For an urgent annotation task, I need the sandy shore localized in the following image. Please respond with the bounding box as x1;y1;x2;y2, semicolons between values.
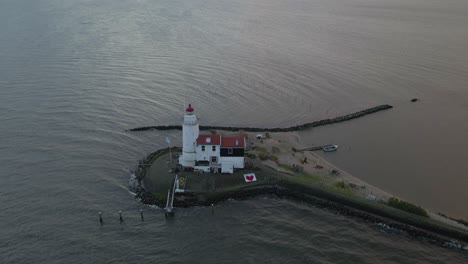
242;130;468;232
137;129;468;233
245;131;391;199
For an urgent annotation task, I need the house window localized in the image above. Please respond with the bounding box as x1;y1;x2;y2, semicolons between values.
228;148;233;154
212;146;216;151
201;146;205;151
211;156;217;163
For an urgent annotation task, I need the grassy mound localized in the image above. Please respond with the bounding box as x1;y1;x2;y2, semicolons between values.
386;197;428;218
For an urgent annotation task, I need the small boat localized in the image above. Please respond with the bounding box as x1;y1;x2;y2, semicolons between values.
322;145;338;152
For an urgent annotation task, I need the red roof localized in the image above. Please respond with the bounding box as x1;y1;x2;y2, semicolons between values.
196;134;245;148
221;135;245;148
196;134;221;145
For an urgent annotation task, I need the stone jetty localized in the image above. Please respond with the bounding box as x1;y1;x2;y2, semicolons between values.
128;104;393;132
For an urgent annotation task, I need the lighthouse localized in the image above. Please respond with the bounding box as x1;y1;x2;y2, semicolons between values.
179;104;199;168
177;103;245;173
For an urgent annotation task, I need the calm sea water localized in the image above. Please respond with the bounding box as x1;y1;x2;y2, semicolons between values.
1;0;468;262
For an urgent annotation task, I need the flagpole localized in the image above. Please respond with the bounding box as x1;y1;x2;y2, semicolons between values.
166;136;172;166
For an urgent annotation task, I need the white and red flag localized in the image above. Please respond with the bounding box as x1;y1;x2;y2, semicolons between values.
243;173;257;183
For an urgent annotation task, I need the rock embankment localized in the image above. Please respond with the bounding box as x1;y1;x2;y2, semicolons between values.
132;145;468;249
128;104;393;132
133;147;180;183
134;183;468;249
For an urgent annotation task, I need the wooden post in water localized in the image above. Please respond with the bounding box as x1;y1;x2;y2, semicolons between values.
119;211;123;224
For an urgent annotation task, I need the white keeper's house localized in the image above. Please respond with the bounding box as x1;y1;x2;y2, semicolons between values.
178;104;245;174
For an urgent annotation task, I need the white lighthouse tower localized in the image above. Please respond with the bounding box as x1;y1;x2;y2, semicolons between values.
179;104;199;168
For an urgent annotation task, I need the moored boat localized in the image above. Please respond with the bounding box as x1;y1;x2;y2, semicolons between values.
322;145;338;152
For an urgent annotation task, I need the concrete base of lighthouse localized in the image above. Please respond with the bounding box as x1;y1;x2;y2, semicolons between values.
179;152;196;168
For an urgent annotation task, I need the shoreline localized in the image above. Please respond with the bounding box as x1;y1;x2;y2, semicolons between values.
132;145;468;249
134;174;468;250
128;108;468;251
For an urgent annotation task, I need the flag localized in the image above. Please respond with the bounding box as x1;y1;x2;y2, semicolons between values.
243;173;257;183
166;137;171;144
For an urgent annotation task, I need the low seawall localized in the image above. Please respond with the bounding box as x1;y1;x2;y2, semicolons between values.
277;180;468;244
132;146;468;247
134;183;468;249
128;104;393;132
133;147;181;183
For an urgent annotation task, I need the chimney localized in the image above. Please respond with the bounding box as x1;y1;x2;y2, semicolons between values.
235;139;239;146
206;137;211;143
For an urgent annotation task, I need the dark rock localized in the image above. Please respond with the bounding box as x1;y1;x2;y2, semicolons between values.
128;104;393;132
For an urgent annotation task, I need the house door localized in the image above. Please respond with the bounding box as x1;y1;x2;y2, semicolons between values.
210;156;217;163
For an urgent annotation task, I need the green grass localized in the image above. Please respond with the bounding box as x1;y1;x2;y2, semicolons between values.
151;192;167;205
278;163;293;171
269;155;278;161
256;147;267;154
258;152;268;160
256;147;269;160
293;172;322;185
334;181;347;189
386;197;429;218
331;181;353;195
245;152;257;159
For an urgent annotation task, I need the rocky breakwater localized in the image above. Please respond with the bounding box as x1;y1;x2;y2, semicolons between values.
131;147;180;203
130;150;468;252
135;180;468;251
127;104;393;132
